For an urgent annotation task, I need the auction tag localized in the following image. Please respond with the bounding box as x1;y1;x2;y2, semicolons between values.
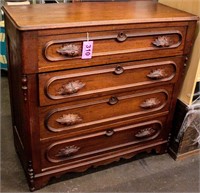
82;41;93;59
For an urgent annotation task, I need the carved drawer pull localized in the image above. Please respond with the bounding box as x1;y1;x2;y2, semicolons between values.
135;128;157;138
140;98;161;109
57;44;80;57
152;36;173;47
56;114;82;126
147;69;167;80
56;145;80;157
105;129;114;137
108;96;119;105
117;32;127;42
114;65;124;75
57;80;85;95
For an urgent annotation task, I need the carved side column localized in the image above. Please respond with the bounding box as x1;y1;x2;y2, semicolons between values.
21;75;28;102
27;161;35;191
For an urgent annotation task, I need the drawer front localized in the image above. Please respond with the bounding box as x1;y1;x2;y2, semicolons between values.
38;26;186;72
40;85;173;138
41;115;167;170
39;57;183;106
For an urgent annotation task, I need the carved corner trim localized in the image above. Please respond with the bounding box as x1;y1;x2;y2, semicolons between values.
21;75;28;102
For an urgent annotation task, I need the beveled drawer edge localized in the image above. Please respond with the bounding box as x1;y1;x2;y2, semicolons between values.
41;111;169;142
38;22;190;37
44;88;169;133
44;30;182;62
39;140;167;174
45;119;163;163
44;60;177;101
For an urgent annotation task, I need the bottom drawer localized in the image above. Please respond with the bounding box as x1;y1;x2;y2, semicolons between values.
41;115;168;171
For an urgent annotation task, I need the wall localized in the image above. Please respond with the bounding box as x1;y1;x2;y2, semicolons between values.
159;0;200;105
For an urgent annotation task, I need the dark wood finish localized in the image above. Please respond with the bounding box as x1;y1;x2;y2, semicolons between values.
41;116;166;169
2;1;198;191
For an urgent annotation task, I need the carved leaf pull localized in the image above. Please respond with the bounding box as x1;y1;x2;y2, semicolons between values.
135;128;157;138
152;36;173;47
147;69;167;80
57;80;85;95
57;44;80;57
56;114;82;126
140;98;161;109
56;145;80;157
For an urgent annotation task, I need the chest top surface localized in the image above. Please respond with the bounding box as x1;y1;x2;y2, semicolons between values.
2;1;198;31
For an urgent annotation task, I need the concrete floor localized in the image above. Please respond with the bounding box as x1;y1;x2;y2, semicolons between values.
1;73;200;192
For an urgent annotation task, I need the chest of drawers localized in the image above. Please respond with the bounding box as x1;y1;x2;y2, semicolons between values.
2;1;198;191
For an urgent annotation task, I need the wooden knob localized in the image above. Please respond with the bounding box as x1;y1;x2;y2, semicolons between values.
108;96;119;105
114;65;124;75
105;129;114;137
117;32;127;42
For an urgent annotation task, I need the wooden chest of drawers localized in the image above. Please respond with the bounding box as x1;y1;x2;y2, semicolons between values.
2;1;198;191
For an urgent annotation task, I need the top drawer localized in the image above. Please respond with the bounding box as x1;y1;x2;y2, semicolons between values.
38;26;186;72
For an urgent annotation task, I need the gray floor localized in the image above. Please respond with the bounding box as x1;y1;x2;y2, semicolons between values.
1;74;200;192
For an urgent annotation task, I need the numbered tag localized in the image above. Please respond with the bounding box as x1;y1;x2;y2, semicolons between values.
82;41;93;59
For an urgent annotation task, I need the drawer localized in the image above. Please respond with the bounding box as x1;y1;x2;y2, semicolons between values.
38;26;186;72
41;115;167;170
39;56;183;106
40;85;173;138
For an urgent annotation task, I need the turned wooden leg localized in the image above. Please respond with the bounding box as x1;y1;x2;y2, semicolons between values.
28;175;52;192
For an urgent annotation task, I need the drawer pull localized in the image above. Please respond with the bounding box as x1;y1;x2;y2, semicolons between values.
152;36;173;47
114;65;124;75
56;114;82;126
117;32;127;42
108;96;119;105
56;145;80;157
135;128;157;138
57;44;80;57
147;69;167;80
140;98;161;109
57;80;85;95
105;129;114;137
